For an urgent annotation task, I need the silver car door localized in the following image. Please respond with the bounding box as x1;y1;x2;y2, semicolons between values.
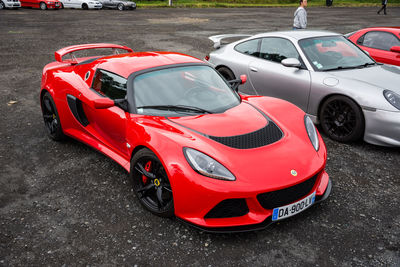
248;37;311;111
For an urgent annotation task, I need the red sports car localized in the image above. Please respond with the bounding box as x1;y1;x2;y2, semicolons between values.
21;0;61;9
346;27;400;66
40;43;331;232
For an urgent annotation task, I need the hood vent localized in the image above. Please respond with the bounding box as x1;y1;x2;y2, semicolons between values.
208;119;282;149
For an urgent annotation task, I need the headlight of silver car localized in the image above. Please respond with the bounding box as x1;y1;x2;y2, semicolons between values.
183;148;235;181
383;90;400;110
304;115;319;151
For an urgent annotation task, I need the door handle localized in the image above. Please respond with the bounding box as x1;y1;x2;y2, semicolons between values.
250;67;258;72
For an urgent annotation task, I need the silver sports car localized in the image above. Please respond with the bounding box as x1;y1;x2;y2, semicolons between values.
205;31;400;147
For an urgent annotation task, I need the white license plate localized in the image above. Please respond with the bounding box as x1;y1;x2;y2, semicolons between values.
272;191;316;221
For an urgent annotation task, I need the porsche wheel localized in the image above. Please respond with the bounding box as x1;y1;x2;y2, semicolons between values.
217;66;235;82
319;95;364;143
41;92;65;141
131;148;174;217
39;2;47;10
117;3;124;10
82;3;88;9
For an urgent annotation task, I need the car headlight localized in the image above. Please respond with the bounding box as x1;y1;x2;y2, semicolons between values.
304;115;319;151
183;148;235;181
383;90;400;110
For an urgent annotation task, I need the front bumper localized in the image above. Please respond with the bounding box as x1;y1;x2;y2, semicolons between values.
176;169;331;233
87;3;102;8
363;108;400;147
4;2;21;7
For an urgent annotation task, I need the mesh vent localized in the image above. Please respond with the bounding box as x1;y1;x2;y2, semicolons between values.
257;173;319;210
209;120;282;149
205;199;249;219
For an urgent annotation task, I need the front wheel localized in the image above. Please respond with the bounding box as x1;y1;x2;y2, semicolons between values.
117;3;124;10
0;1;5;9
130;148;174;217
41;92;65;141
39;2;47;10
82;3;88;9
319;95;364;142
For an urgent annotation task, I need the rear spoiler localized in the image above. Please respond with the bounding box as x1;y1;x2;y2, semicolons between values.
54;43;133;63
209;34;252;49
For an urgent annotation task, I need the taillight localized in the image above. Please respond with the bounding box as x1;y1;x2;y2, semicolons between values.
204;55;210;61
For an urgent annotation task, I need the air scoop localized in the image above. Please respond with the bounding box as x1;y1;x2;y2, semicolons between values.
168;102;283;149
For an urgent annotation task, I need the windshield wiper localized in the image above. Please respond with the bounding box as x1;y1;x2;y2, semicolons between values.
324;62;376;71
136;105;213;114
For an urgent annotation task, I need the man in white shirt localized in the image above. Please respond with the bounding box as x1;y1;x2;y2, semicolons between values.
293;0;308;30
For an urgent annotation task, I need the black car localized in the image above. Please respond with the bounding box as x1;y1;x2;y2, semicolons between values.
99;0;135;10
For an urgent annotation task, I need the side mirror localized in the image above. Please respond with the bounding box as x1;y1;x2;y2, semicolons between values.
281;58;302;68
390;46;400;53
92;98;114;109
240;74;247;85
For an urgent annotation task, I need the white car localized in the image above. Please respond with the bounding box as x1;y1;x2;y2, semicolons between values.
59;0;101;9
0;0;21;9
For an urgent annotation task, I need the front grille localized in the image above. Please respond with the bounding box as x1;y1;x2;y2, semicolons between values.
208;120;283;149
257;173;319;210
205;199;249;219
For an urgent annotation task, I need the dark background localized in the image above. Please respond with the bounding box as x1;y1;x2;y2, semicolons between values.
1;7;399;266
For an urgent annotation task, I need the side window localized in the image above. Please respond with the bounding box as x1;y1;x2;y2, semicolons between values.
362;31;400;51
259;37;300;63
92;70;127;100
235;39;260;57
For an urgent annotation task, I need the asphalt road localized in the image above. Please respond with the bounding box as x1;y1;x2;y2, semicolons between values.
1;6;400;266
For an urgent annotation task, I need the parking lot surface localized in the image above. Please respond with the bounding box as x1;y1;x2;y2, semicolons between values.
1;6;400;266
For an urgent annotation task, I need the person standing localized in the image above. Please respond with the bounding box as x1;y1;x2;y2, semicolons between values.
293;0;308;30
377;0;388;15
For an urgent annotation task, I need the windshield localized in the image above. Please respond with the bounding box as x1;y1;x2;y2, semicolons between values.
299;36;375;71
133;65;240;116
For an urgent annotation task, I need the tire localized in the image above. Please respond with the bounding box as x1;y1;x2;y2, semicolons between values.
0;1;5;9
319;95;364;143
117;3;124;10
41;91;65;141
217;66;235;82
39;2;47;10
130;148;174;217
60;3;64;8
82;3;88;9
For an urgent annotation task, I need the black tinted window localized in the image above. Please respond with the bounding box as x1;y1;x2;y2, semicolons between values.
92;70;127;100
260;37;299;63
235;39;260;57
362;31;400;51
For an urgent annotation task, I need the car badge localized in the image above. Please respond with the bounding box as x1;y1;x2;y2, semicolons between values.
291;170;297;176
154;179;160;187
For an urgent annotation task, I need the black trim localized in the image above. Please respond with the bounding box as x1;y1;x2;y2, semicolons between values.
76;56;102;66
67;94;89;126
204;199;249;219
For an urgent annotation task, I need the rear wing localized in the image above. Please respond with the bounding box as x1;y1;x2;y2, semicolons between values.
209;34;252;49
54;43;133;63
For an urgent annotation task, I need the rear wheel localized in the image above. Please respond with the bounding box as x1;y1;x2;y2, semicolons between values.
39;2;47;10
217;66;235;82
117;3;124;10
41;91;65;141
319;95;364;142
82;3;88;9
130;148;174;217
